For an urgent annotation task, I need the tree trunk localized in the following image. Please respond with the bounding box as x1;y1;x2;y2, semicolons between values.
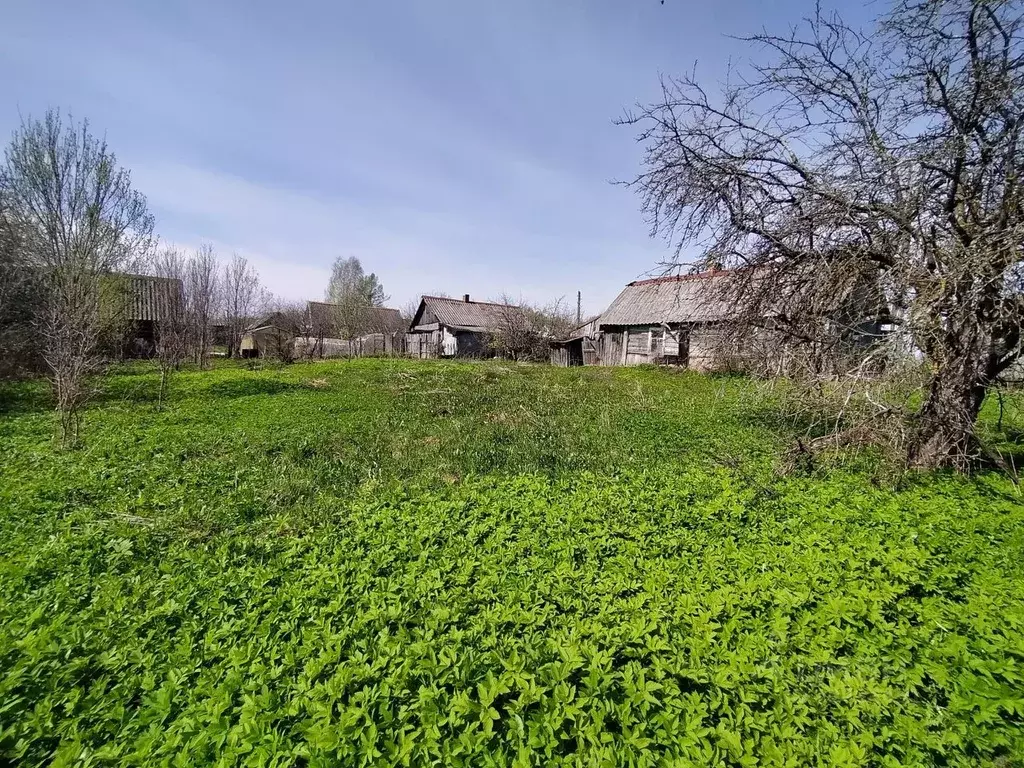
907;357;989;470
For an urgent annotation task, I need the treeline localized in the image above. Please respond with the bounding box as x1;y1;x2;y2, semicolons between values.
0;110;274;443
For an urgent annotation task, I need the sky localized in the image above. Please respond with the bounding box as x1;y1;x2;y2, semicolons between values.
0;0;877;315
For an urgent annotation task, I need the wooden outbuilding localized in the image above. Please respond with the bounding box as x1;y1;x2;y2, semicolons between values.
116;274;185;355
548;316;602;367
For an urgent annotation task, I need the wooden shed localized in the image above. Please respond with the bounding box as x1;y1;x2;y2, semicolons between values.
111;273;185;355
549;316;602;367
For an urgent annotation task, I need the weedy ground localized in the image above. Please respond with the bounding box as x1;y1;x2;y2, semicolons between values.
0;359;1022;766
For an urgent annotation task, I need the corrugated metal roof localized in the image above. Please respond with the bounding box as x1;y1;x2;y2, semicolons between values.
307;301;404;334
412;296;521;332
598;271;737;326
121;274;184;322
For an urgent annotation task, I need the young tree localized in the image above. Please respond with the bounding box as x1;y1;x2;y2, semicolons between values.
185;244;219;368
222;253;262;358
326;256;389;341
0;110;154;445
622;0;1024;469
150;248;188;407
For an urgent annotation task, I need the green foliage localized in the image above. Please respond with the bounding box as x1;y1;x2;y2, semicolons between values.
1;360;1022;765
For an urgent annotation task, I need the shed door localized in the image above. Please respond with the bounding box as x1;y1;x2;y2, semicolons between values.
441;327;458;357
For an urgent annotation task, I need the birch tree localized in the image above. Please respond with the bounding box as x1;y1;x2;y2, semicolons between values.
150;247;188;407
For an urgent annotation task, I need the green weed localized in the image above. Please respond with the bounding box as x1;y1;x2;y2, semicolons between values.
0;360;1022;765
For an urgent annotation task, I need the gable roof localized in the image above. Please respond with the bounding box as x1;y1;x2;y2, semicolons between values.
307;301;404;334
410;295;522;332
244;311;299;335
598;271;739;327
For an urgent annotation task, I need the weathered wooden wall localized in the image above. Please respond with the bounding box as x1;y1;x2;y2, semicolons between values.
586;326;690;367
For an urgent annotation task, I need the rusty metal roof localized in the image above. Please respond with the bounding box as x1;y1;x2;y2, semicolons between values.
598;271;738;326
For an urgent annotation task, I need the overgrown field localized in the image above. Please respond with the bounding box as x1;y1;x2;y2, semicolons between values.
1;360;1022;766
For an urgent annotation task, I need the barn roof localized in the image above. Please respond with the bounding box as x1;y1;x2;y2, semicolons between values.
410;295;521;333
598;271;739;327
120;274;184;322
307;301;404;333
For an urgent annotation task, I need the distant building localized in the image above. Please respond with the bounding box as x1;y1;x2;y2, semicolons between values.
115;273;185;354
240;301;406;359
239;311;298;359
407;294;520;358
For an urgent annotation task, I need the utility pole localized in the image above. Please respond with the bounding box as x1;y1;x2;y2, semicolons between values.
576;291;582;324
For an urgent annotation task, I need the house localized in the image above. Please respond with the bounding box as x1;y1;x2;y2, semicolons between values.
588;272;737;368
553;268;888;371
306;301;405;337
550;272;738;368
407;294;520;358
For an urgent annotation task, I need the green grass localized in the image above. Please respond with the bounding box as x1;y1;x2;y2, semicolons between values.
1;359;1022;766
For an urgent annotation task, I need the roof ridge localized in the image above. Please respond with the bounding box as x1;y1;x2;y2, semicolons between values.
308;300;402;312
422;295;520;308
628;269;736;287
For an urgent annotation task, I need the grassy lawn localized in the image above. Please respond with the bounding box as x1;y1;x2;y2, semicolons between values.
1;359;1022;766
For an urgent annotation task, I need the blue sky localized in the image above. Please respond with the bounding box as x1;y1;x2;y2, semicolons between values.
0;0;876;314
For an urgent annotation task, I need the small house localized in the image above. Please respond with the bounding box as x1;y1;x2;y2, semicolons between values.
591;272;738;368
407;294;519;358
553;267;888;371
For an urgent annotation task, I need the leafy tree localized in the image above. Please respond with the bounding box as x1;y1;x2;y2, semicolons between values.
325;256;389;339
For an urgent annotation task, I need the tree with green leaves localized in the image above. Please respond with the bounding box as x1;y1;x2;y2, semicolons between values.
325;256;389;340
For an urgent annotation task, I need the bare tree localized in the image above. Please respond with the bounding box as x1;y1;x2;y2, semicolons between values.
0;110;154;445
263;299;303;363
150;248;188;407
185;244;220;368
621;0;1024;469
222;252;262;358
400;297;421;325
489;294;576;362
